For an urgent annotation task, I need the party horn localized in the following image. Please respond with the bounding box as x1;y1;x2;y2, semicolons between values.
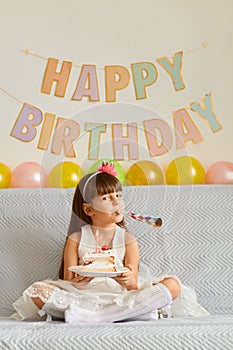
121;211;162;227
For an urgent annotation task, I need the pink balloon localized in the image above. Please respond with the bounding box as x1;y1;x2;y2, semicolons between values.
206;161;233;184
11;162;48;188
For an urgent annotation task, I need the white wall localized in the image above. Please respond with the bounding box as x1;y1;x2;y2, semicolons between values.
0;0;232;173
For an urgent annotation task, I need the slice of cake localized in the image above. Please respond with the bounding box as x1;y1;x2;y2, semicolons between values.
82;249;116;273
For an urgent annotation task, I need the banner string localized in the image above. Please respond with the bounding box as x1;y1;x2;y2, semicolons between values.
1;41;232;108
20;42;209;70
0;87;23;104
20;49;47;61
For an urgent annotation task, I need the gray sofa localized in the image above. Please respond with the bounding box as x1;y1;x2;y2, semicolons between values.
0;185;233;349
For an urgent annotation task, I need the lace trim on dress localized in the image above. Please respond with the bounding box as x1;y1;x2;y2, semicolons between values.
25;281;61;303
25;280;170;313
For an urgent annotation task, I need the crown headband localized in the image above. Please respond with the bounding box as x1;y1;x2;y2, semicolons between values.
82;162;118;201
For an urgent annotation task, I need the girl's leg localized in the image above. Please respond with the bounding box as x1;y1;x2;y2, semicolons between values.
159;277;181;300
65;283;173;323
12;293;43;321
31;297;45;309
29;282;65;319
12;282;56;320
12;282;59;319
29;282;56;307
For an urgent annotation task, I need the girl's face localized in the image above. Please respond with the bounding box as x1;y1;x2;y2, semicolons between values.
89;191;125;225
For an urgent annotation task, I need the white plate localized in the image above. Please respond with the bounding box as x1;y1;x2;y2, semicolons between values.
68;266;129;277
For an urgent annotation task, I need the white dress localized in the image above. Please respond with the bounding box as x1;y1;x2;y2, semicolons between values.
12;225;209;322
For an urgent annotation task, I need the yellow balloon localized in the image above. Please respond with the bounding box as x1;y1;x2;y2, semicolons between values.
0;162;12;188
126;160;164;186
48;162;85;188
165;156;205;185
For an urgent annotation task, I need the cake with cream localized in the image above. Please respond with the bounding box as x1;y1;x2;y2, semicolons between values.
82;249;116;273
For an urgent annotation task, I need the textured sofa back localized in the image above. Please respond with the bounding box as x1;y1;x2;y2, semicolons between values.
0;186;232;317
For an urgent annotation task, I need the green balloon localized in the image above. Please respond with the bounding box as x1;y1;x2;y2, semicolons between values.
88;159;126;185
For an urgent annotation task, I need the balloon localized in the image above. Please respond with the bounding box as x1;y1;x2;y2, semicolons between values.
88;159;126;185
165;156;205;185
48;162;85;188
11;162;48;188
206;161;233;184
0;162;12;188
126;160;164;186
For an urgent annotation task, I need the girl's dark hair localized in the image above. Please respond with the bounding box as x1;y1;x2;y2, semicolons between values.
59;172;126;279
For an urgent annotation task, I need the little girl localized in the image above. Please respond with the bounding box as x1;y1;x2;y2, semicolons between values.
12;163;206;322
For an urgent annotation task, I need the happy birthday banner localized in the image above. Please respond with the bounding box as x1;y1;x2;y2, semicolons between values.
1;45;225;160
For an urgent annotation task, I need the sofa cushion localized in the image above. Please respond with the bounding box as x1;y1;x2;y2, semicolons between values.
0;316;233;350
0;185;232;317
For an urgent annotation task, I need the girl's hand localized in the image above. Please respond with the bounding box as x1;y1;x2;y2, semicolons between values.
113;264;138;290
71;274;93;284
